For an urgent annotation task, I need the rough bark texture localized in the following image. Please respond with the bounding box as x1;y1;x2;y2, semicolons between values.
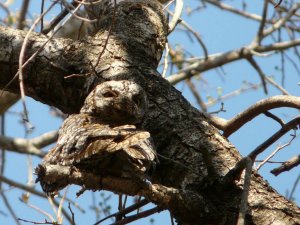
0;0;299;224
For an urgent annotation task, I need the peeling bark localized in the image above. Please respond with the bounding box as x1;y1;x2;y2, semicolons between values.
0;0;299;224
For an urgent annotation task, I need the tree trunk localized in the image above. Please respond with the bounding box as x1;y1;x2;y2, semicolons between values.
0;0;299;224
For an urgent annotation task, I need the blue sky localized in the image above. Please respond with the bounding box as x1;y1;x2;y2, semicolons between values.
1;0;299;224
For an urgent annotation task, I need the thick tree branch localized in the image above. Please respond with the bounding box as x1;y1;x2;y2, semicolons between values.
0;0;299;224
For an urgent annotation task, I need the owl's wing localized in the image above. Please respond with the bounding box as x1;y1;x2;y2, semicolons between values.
63;125;156;177
44;114;121;165
43;114;156;178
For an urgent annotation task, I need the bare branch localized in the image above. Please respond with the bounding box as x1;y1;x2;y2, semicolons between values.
223;116;300;185
271;155;300;176
31;131;59;149
204;0;264;22
0;135;45;156
17;0;30;30
0;175;73;224
263;3;300;37
247;56;268;94
1;192;21;225
248;116;300;160
186;78;207;112
167;0;183;33
253;0;269;46
110;206;164;225
263;76;290;95
222;95;300;137
256;131;296;171
0;131;58;157
167;38;300;85
263;111;285;126
94;199;150;225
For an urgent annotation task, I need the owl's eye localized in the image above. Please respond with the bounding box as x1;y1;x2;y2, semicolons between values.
133;95;142;106
103;90;119;98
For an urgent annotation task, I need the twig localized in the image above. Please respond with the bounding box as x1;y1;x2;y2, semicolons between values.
17;0;60;128
18;218;60;225
167;38;300;85
247;56;268;94
42;1;78;34
167;0;184;33
255;131;296;171
56;189;68;224
271;155;300;176
166;10;208;59
68;203;76;225
0;115;5;189
170;212;175;225
204;0;264;22
1;192;21;225
248;116;300;160
263;3;300;37
186;78;207;112
205;82;260;108
223;116;300;184
274;0;283;8
61;0;96;23
0;1;11;18
162;43;169;78
17;0;30;30
253;0;268;46
22;200;55;222
40;0;45;32
0;175;74;224
263;76;290;95
111;206;164;225
94;199;150;225
263;111;285;127
288;174;300;201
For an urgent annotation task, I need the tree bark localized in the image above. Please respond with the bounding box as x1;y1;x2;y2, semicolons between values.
0;0;299;224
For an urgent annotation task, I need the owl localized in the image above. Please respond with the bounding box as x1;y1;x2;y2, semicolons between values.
38;80;156;194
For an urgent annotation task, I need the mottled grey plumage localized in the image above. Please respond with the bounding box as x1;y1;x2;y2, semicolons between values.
42;80;155;179
80;80;148;125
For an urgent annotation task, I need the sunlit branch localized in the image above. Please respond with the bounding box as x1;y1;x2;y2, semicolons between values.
94;199;150;225
222;96;300;137
255;131;296;171
167;39;300;85
263;3;300;37
247;56;268;94
0;175;73;224
0;131;58;157
223;116;300;185
253;0;268;46
17;0;30;30
204;0;264;22
271;155;300;176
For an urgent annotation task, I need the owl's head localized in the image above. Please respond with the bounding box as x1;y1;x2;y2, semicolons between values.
80;80;148;124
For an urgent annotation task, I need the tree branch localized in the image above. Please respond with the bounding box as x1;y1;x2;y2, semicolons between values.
0;131;58;157
167;38;300;85
271;155;300;176
221;95;300;137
